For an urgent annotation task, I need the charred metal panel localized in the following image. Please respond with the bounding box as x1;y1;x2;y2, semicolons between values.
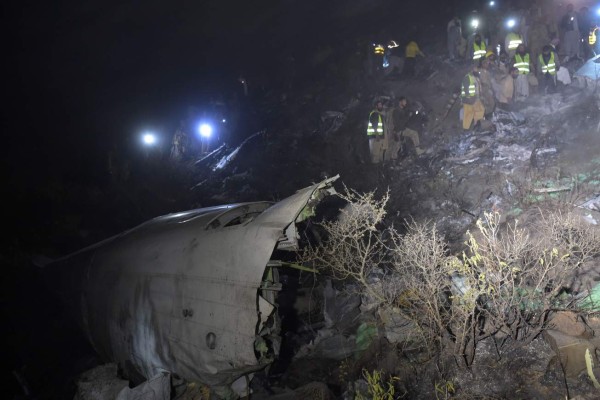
45;177;338;387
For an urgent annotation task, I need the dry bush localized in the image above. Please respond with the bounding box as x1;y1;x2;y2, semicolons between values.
301;187;600;368
388;221;455;353
299;187;393;304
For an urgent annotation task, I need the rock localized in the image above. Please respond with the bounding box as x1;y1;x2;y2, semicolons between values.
323;279;361;332
378;307;417;344
74;364;128;400
116;372;170;400
549;311;588;337
543;329;598;378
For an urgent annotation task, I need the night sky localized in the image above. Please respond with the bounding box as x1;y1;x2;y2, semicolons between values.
3;0;467;254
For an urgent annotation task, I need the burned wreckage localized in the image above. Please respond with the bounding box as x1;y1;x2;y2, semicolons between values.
45;176;339;390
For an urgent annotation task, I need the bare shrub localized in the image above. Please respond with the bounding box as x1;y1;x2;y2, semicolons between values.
299;188;392;304
388;221;455;353
301;187;600;368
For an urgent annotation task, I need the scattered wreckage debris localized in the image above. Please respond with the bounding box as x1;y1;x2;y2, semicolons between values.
44;176;339;396
575;54;600;89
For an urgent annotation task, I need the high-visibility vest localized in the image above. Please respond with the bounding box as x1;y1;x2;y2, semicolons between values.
590;28;598;46
514;53;530;74
461;74;477;98
539;53;556;75
473;42;487;60
506;33;523;50
367;111;384;136
374;44;385;55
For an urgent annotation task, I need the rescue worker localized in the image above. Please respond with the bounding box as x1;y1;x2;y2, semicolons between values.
170;120;189;161
461;63;485;132
494;67;519;110
447;17;462;61
469;34;487;61
373;43;386;74
512;44;532;100
367;100;387;164
478;57;496;117
538;45;559;94
403;40;425;78
527;13;551;61
505;28;524;59
560;4;581;62
388;97;424;159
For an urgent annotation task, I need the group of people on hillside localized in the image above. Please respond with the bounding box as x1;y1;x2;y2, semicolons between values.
449;2;598;64
365;2;600;164
455;2;599;132
368;39;426;79
367;97;424;164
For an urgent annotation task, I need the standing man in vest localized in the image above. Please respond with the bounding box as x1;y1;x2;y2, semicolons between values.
505;27;523;59
461;63;485;132
468;34;487;61
538;45;559;94
512;44;532;100
367;100;387;164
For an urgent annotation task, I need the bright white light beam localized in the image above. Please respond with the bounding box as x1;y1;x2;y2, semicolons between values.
143;133;156;145
199;123;213;138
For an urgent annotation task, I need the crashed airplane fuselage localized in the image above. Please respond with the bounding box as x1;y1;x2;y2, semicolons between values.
45;177;338;387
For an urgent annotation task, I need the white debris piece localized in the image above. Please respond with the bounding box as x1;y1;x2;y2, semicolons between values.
493;144;532;162
579;194;600;212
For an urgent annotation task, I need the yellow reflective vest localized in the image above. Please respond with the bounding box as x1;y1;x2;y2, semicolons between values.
514;53;530;74
590;27;598;46
506;32;523;51
374;44;385;55
539;53;556;75
473;42;487;60
461;74;477;98
367;111;384;137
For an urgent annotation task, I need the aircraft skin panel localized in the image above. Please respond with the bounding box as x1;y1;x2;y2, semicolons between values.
44;176;339;387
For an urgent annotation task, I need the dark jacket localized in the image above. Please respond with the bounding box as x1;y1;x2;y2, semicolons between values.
561;12;579;32
392;107;410;132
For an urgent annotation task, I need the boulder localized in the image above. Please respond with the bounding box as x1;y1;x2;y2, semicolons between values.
543;329;597;378
549;311;588;337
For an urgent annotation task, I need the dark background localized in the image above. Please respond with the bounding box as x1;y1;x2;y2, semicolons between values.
2;0;483;397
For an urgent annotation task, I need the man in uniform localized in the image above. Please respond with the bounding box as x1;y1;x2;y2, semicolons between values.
512;44;533;100
367;100;387;164
469;34;487;61
538;45;559;94
461;63;485;131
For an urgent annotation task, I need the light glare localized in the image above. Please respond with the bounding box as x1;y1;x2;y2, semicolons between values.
143;133;156;145
199;123;212;138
